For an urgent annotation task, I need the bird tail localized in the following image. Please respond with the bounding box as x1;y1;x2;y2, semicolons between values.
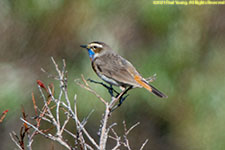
134;75;167;98
149;84;168;98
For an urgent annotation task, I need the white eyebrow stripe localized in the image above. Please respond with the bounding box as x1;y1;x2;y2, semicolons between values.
89;43;103;48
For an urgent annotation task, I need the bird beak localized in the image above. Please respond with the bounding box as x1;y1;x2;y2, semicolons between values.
80;45;87;49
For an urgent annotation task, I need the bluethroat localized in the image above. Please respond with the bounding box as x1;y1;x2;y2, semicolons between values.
81;41;167;98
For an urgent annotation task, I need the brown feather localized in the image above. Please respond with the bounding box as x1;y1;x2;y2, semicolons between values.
92;52;141;87
86;41;167;98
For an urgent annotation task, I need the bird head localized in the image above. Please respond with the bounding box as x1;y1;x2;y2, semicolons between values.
80;41;110;60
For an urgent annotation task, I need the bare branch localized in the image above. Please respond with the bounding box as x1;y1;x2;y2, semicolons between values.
140;139;149;150
122;121;140;150
112;138;121;150
99;104;110;150
21;118;71;150
75;75;107;105
48;85;99;149
126;122;140;135
146;73;157;83
9;132;23;150
10;58;148;150
51;57;62;77
110;128;121;150
81;109;94;126
60;112;70;135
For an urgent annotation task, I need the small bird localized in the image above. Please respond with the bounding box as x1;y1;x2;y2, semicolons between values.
81;41;167;98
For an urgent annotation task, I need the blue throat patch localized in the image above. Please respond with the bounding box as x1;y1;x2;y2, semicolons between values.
88;49;95;59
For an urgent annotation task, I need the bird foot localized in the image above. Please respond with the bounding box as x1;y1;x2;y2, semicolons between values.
87;78;119;97
110;86;132;112
110;94;129;112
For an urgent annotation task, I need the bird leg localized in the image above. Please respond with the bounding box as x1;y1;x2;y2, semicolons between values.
87;79;119;97
109;84;120;96
117;86;132;106
87;79;132;112
111;86;133;112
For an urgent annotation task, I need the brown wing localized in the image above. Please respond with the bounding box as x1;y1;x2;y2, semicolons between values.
92;52;141;87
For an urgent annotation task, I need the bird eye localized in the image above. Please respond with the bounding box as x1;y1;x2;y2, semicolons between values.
93;46;97;49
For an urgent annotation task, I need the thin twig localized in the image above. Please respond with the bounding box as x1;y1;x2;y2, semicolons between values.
75;75;107;105
123;121;141;150
126;122;140;135
50;59;98;149
32;93;38;116
9;133;23;150
81;109;94;126
60;113;70;135
10;58;148;150
140;139;149;150
21;118;71;150
48;86;99;149
146;73;157;83
110;128;121;150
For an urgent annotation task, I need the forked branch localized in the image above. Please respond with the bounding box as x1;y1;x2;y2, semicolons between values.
10;57;148;150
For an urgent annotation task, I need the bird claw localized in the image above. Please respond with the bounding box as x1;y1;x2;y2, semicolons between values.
108;86;114;97
88;78;132;112
110;94;129;112
118;94;129;107
87;78;119;97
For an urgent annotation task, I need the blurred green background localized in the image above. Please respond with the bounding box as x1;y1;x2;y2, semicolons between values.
1;0;225;149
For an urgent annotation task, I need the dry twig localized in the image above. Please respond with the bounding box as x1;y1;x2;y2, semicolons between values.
0;109;8;123
10;57;149;150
